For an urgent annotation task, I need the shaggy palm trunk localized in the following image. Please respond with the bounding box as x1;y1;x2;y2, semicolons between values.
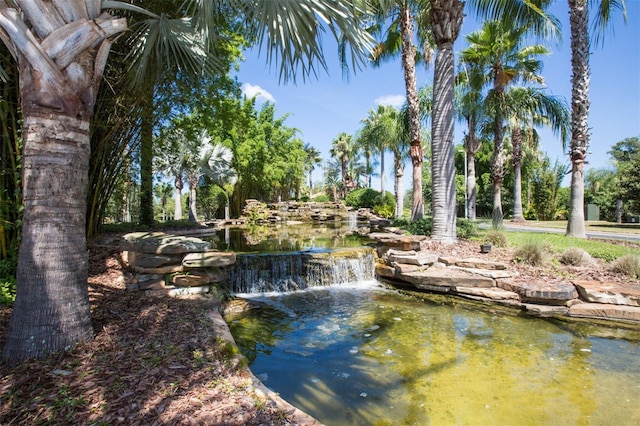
512;127;526;221
4;114;93;362
394;150;405;217
429;0;464;242
188;178;198;222
399;8;423;221
491;112;506;228
566;0;590;238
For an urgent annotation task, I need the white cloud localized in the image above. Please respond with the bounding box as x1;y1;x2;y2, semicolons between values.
374;94;405;109
241;83;276;103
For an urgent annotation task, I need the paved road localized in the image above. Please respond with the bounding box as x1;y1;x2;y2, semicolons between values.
496;223;640;243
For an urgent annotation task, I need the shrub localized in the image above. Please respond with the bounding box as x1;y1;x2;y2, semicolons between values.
513;243;551;266
344;188;381;208
313;194;330;202
373;192;396;219
610;255;640;279
483;230;507;247
559;247;594;266
0;257;17;306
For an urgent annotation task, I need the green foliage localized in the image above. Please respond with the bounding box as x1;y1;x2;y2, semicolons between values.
373;192;396;219
610;254;640;279
531;157;570;221
345;188;381;208
0;257;17;305
313;194;330;202
483;230;507;247
457;218;479;239
504;231;637;262
244;201;269;224
559;247;594;266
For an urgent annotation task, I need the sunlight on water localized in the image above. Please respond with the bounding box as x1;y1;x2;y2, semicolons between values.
227;283;640;426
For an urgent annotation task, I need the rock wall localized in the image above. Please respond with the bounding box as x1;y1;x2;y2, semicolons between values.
370;232;640;327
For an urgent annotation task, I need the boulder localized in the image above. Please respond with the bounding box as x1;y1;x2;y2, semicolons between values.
121;232;211;254
387;252;439;266
498;280;578;305
172;270;229;287
573;281;640;307
131;253;183;268
182;251;237;268
523;304;569;318
368;233;429;251
375;263;396;279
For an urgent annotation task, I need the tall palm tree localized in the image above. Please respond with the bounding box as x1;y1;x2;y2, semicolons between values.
462;20;549;228
505;87;570;222
428;0;465;241
154;182;174;221
0;0;377;363
369;0;434;221
565;0;626;237
303;143;322;191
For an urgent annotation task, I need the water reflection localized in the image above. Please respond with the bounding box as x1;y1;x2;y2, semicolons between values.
205;223;371;253
227;284;640;425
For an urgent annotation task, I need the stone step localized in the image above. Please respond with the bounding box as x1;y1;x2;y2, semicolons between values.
399;268;495;291
498;280;578;305
573;280;640;307
569;303;640;323
453;286;520;301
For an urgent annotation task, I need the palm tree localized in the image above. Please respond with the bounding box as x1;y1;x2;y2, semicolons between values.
428;0;465;241
156;127;188;221
462;20;549;228
303;143;323;192
565;0;626;237
0;0;376;363
154;182;174;221
330;132;357;197
369;1;433;221
505;87;570;222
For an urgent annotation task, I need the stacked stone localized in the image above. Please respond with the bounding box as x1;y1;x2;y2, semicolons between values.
370;232;640;326
121;232;236;296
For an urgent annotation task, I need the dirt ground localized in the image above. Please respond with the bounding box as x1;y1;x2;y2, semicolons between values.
0;233;638;425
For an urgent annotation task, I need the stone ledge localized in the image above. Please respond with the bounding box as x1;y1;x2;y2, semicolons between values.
569;303;640;323
573;280;640;307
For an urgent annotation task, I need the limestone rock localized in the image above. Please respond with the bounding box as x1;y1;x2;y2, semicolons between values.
453;267;513;279
498;280;578;305
134;264;185;274
388;252;439;266
399;269;494;290
523;304;569;317
182;251;237;268
573;280;640;307
394;263;420;275
375;263;396;279
122;232;211;254
454;257;508;270
172;270;229;287
368;233;428;251
453;287;520;300
569;303;640;323
132;253;183;268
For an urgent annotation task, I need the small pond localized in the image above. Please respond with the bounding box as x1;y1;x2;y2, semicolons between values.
228;282;640;425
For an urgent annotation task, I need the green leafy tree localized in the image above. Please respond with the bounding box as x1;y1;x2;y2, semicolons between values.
0;0;376;363
609;136;640;217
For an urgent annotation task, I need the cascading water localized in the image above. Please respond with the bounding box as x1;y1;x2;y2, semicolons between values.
228;247;375;294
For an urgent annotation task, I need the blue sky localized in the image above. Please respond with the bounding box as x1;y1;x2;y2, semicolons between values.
235;2;639;189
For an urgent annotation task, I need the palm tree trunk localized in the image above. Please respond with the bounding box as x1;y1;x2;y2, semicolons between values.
380;150;385;194
467;151;477;220
566;0;590;238
492;180;504;227
491;98;506;228
174;175;183;220
399;7;423;221
394;154;405;218
139;90;154;226
3;114;93;363
188;179;198;222
429;0;464;241
512;127;525;222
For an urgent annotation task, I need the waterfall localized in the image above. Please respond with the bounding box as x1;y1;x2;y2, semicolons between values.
228;247;375;294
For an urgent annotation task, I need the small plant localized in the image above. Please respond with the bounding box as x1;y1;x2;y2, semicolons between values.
483;230;507;248
313;194;330;202
513;243;550;266
457;218;479;239
610;255;640;279
559;247;594;266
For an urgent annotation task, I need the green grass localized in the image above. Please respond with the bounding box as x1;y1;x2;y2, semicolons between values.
499;231;640;262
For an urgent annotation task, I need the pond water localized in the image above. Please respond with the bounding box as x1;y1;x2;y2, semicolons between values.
227;282;640;425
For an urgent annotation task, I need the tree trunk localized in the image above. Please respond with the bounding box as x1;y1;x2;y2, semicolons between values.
492;179;503;228
566;0;590;238
394;150;405;218
467;153;477;220
429;0;464;241
491;98;506;228
431;40;457;241
188;180;198;222
174;175;183;220
380;150;385;194
3;114;93;363
512;127;525;222
399;7;423;221
139;90;154;226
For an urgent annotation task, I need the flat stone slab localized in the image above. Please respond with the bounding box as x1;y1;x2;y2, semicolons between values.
573;281;640;307
453;267;514;279
569;303;640;323
375;263;396;278
182;251;236;268
130;253;183;268
454;258;508;270
368;233;428;251
523;304;569;318
172;270;228;287
399;269;494;290
498;279;578;305
122;232;211;254
388;252;439;266
454;287;520;300
134;264;185;274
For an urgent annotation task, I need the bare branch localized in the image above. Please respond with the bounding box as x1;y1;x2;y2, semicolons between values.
15;0;66;38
